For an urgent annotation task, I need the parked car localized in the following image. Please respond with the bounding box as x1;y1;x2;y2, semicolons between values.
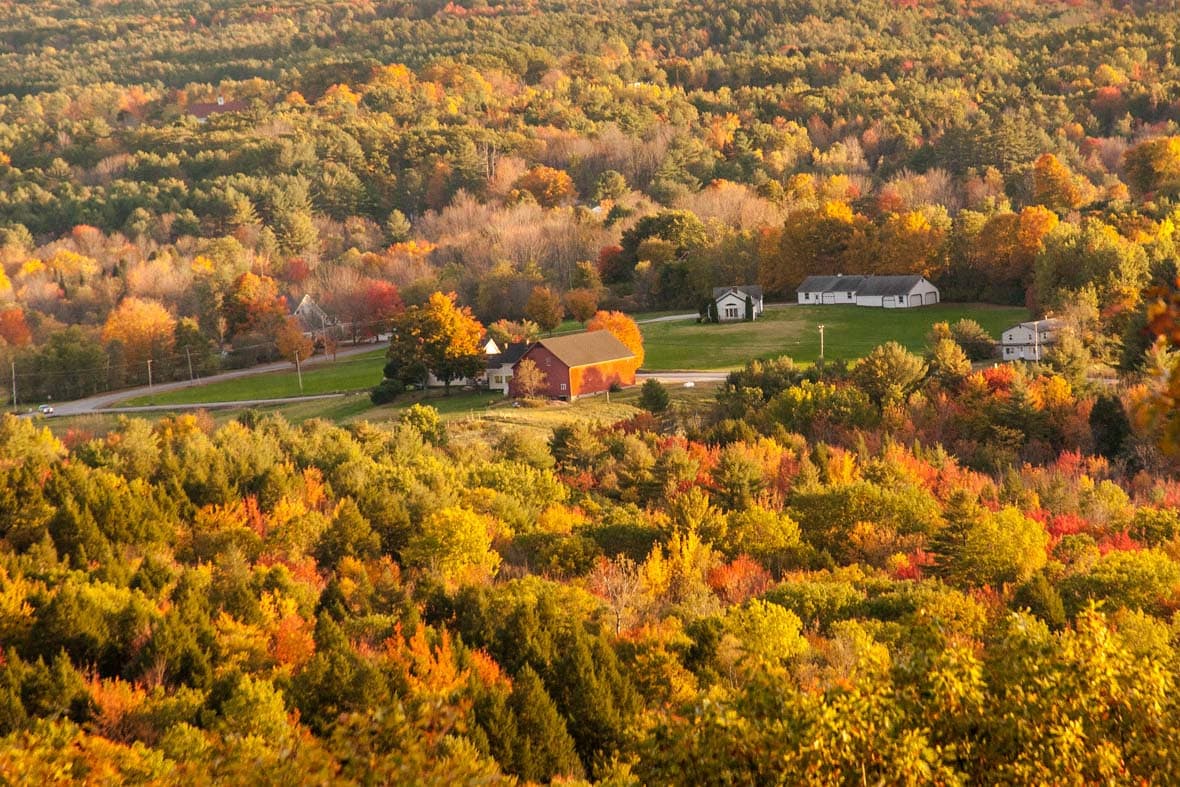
37;404;54;416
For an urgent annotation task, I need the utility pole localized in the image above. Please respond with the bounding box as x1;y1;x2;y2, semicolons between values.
295;350;304;393
818;324;826;362
10;361;15;410
186;348;194;381
147;359;153;391
1033;319;1041;361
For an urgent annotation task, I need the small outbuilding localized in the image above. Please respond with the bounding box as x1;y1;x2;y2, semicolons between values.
711;285;764;321
511;331;636;400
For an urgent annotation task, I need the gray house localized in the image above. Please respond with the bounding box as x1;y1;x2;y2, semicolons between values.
292;294;335;334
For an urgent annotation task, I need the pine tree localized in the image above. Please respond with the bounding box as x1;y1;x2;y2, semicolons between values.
510;666;584;781
927;489;987;587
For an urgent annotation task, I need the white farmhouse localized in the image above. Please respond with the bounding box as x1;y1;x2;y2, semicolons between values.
796;275;940;308
485;342;530;394
712;285;764;321
1001;318;1063;362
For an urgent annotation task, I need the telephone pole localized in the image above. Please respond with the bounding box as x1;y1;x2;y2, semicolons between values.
147;359;153;391
10;361;15;410
295;350;304;393
186;348;194;381
818;324;826;362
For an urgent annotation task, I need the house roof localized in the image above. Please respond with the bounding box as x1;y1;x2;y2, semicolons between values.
796;275;866;293
188;98;249;119
796;274;931;296
488;342;530;368
1006;318;1065;334
525;331;635;368
712;285;764;301
292;294;332;331
852;275;928;296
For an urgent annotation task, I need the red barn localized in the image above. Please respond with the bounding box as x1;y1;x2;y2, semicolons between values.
511;331;637;400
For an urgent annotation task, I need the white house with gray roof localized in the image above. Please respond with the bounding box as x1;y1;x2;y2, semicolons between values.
1001;318;1063;362
712;285;764;321
796;275;939;308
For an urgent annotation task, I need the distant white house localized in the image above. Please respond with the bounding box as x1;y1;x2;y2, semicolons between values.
712;285;764;321
797;275;940;308
1001;318;1063;361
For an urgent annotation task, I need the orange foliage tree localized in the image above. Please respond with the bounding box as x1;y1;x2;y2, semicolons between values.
588;310;644;369
224;272;287;338
1032;153;1089;212
513;165;576;208
275;316;314;365
0;306;31;346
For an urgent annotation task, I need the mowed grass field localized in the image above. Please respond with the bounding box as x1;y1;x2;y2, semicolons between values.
51;382;720;441
120;349;388;406
640;303;1030;370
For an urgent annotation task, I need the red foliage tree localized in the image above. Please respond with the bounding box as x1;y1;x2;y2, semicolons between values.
0;306;31;346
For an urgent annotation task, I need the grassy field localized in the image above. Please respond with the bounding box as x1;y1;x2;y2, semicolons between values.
641;303;1029;370
120;349;388;406
48;382;720;441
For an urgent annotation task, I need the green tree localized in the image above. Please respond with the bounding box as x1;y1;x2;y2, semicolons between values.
927;338;972;383
851;342;928;406
523;286;564;334
507;666;584;781
638;379;670;413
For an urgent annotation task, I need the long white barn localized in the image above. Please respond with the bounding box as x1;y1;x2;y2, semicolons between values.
796;275;940;308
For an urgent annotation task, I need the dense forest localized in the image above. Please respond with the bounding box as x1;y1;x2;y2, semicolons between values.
5;0;1180;782
2;345;1180;781
2;0;1180;398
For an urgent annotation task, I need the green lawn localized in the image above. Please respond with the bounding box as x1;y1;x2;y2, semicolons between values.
120;349;388;406
640;303;1029;370
52;383;721;440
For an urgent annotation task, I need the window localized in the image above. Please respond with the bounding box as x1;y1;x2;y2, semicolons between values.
560;383;567;391
725;306;739;319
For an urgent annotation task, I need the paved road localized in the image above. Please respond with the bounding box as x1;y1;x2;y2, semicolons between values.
638;371;729;383
46;341;384;417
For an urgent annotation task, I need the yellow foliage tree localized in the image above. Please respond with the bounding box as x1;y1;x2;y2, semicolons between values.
101;296;176;372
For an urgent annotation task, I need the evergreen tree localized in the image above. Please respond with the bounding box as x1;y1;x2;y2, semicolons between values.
509;666;584;781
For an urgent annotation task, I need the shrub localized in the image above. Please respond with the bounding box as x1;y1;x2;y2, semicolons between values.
370;379;403;404
638;379;670;413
